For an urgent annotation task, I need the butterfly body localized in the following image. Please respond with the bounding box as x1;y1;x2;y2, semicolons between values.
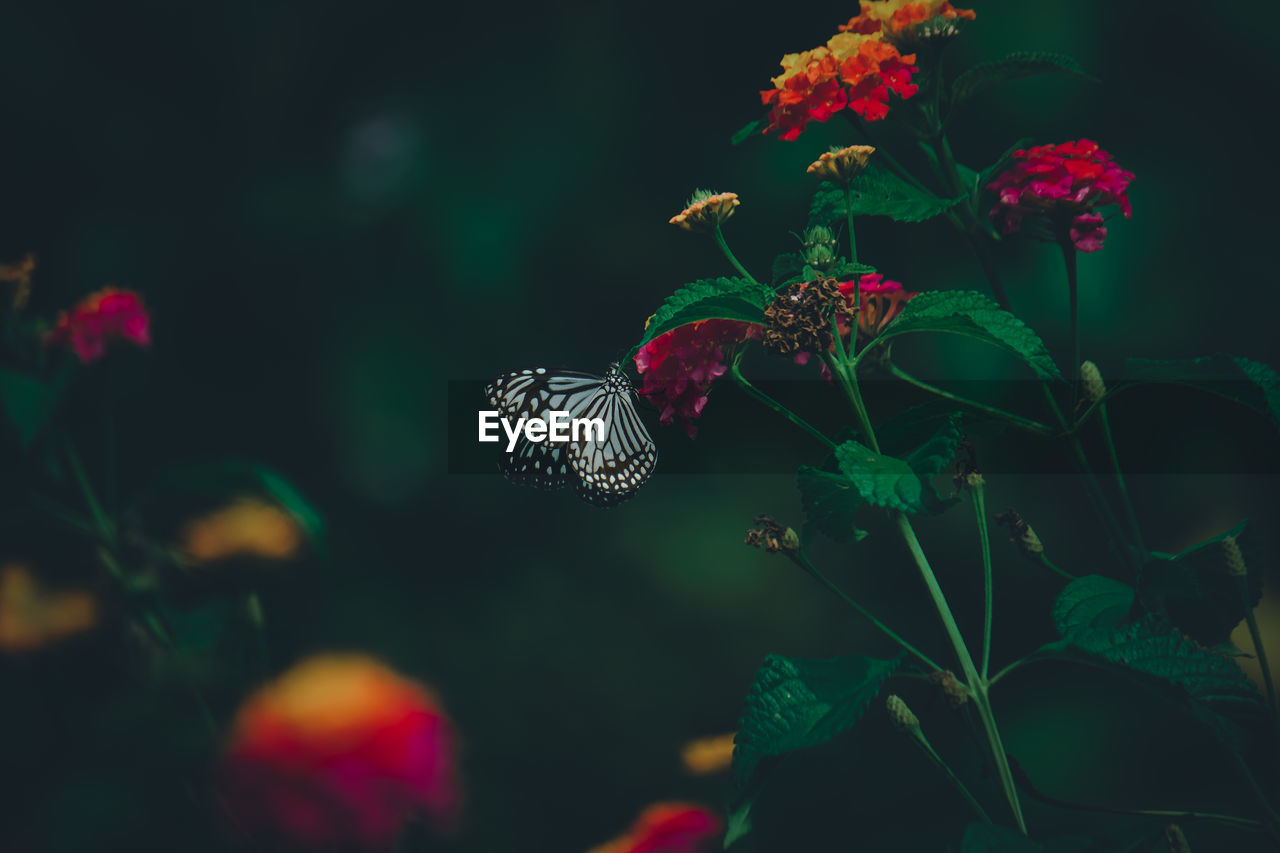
484;364;657;507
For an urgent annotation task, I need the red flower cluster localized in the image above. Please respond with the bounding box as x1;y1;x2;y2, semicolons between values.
838;273;917;341
44;287;151;364
760;31;918;140
986;139;1133;252
634;320;759;439
219;654;461;850
588;803;721;853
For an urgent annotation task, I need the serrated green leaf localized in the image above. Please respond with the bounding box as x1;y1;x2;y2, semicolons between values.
731;119;763;146
733;654;900;792
809;166;963;225
1124;354;1280;431
962;823;1043;853
951;52;1096;105
635;277;773;350
827;259;877;278
1141;520;1260;647
1052;576;1263;712
1052;575;1136;637
0;368;66;449
874;291;1062;381
832;417;961;516
796;466;871;543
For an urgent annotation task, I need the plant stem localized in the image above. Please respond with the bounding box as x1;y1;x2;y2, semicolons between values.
1239;577;1277;716
65;439;115;545
713;224;758;284
729;357;834;449
791;551;942;673
835;320;1027;831
1096;403;1146;556
886;363;1054;435
1036;553;1076;582
1041;389;1141;574
1012;759;1268;832
973;481;994;680
909;730;993;823
1060;241;1080;406
842;186;858;265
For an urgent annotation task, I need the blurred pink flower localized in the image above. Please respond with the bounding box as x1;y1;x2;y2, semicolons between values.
588;802;722;853
986;139;1133;252
44;287;151;363
219;654;460;851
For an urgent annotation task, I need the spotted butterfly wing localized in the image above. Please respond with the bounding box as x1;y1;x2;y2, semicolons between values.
567;369;657;496
485;364;656;507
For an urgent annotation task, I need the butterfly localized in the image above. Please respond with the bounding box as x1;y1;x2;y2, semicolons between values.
484;364;657;507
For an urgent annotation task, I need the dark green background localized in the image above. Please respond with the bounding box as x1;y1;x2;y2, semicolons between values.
2;1;1278;850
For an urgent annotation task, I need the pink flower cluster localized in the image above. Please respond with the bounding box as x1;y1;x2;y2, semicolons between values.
44;287;151;363
634;320;760;439
986;139;1133;252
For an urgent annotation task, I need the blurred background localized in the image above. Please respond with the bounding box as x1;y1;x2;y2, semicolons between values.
1;0;1279;850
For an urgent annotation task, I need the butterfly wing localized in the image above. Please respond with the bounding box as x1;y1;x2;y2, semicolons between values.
485;368;602;422
498;437;575;491
568;382;657;497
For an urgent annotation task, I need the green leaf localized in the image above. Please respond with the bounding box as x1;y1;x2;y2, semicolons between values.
770;253;803;286
1124;354;1280;431
961;823;1043;853
635;277;773;349
1141;520;1260;647
0;368;66;449
875;291;1062;381
1052;576;1263;712
951;52;1096;105
809;166;963;225
731;119;763;146
827;259;877;279
733;654;900;792
796;466;871;543
831;416;961;515
1052;574;1136;638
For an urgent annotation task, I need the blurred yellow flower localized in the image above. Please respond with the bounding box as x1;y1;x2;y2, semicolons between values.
680;731;736;775
0;563;98;653
180;497;303;563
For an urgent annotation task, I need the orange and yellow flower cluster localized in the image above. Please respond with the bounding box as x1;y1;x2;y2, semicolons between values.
759;1;973;140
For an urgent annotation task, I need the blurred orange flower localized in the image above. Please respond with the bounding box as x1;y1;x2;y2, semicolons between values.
0;563;98;653
219;654;461;850
181;497;303;563
0;252;35;309
587;802;721;853
679;732;736;775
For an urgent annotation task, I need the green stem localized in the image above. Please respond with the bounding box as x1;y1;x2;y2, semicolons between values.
713;224;758;284
1239;578;1277;716
842;186;858;265
896;515;1027;831
1096;403;1146;555
1060;241;1080;407
65;439;115;545
791;550;942;673
729;357;834;450
1036;553;1076;582
1041;389;1141;574
887;363;1054;435
910;730;993;823
246;592;270;680
835;319;1026;831
973;481;994;681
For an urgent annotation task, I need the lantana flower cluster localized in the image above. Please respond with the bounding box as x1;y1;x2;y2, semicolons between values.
986;139;1133;252
760;1;974;139
635;319;760;439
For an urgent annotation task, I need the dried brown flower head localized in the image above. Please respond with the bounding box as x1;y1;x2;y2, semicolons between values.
762;277;841;358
